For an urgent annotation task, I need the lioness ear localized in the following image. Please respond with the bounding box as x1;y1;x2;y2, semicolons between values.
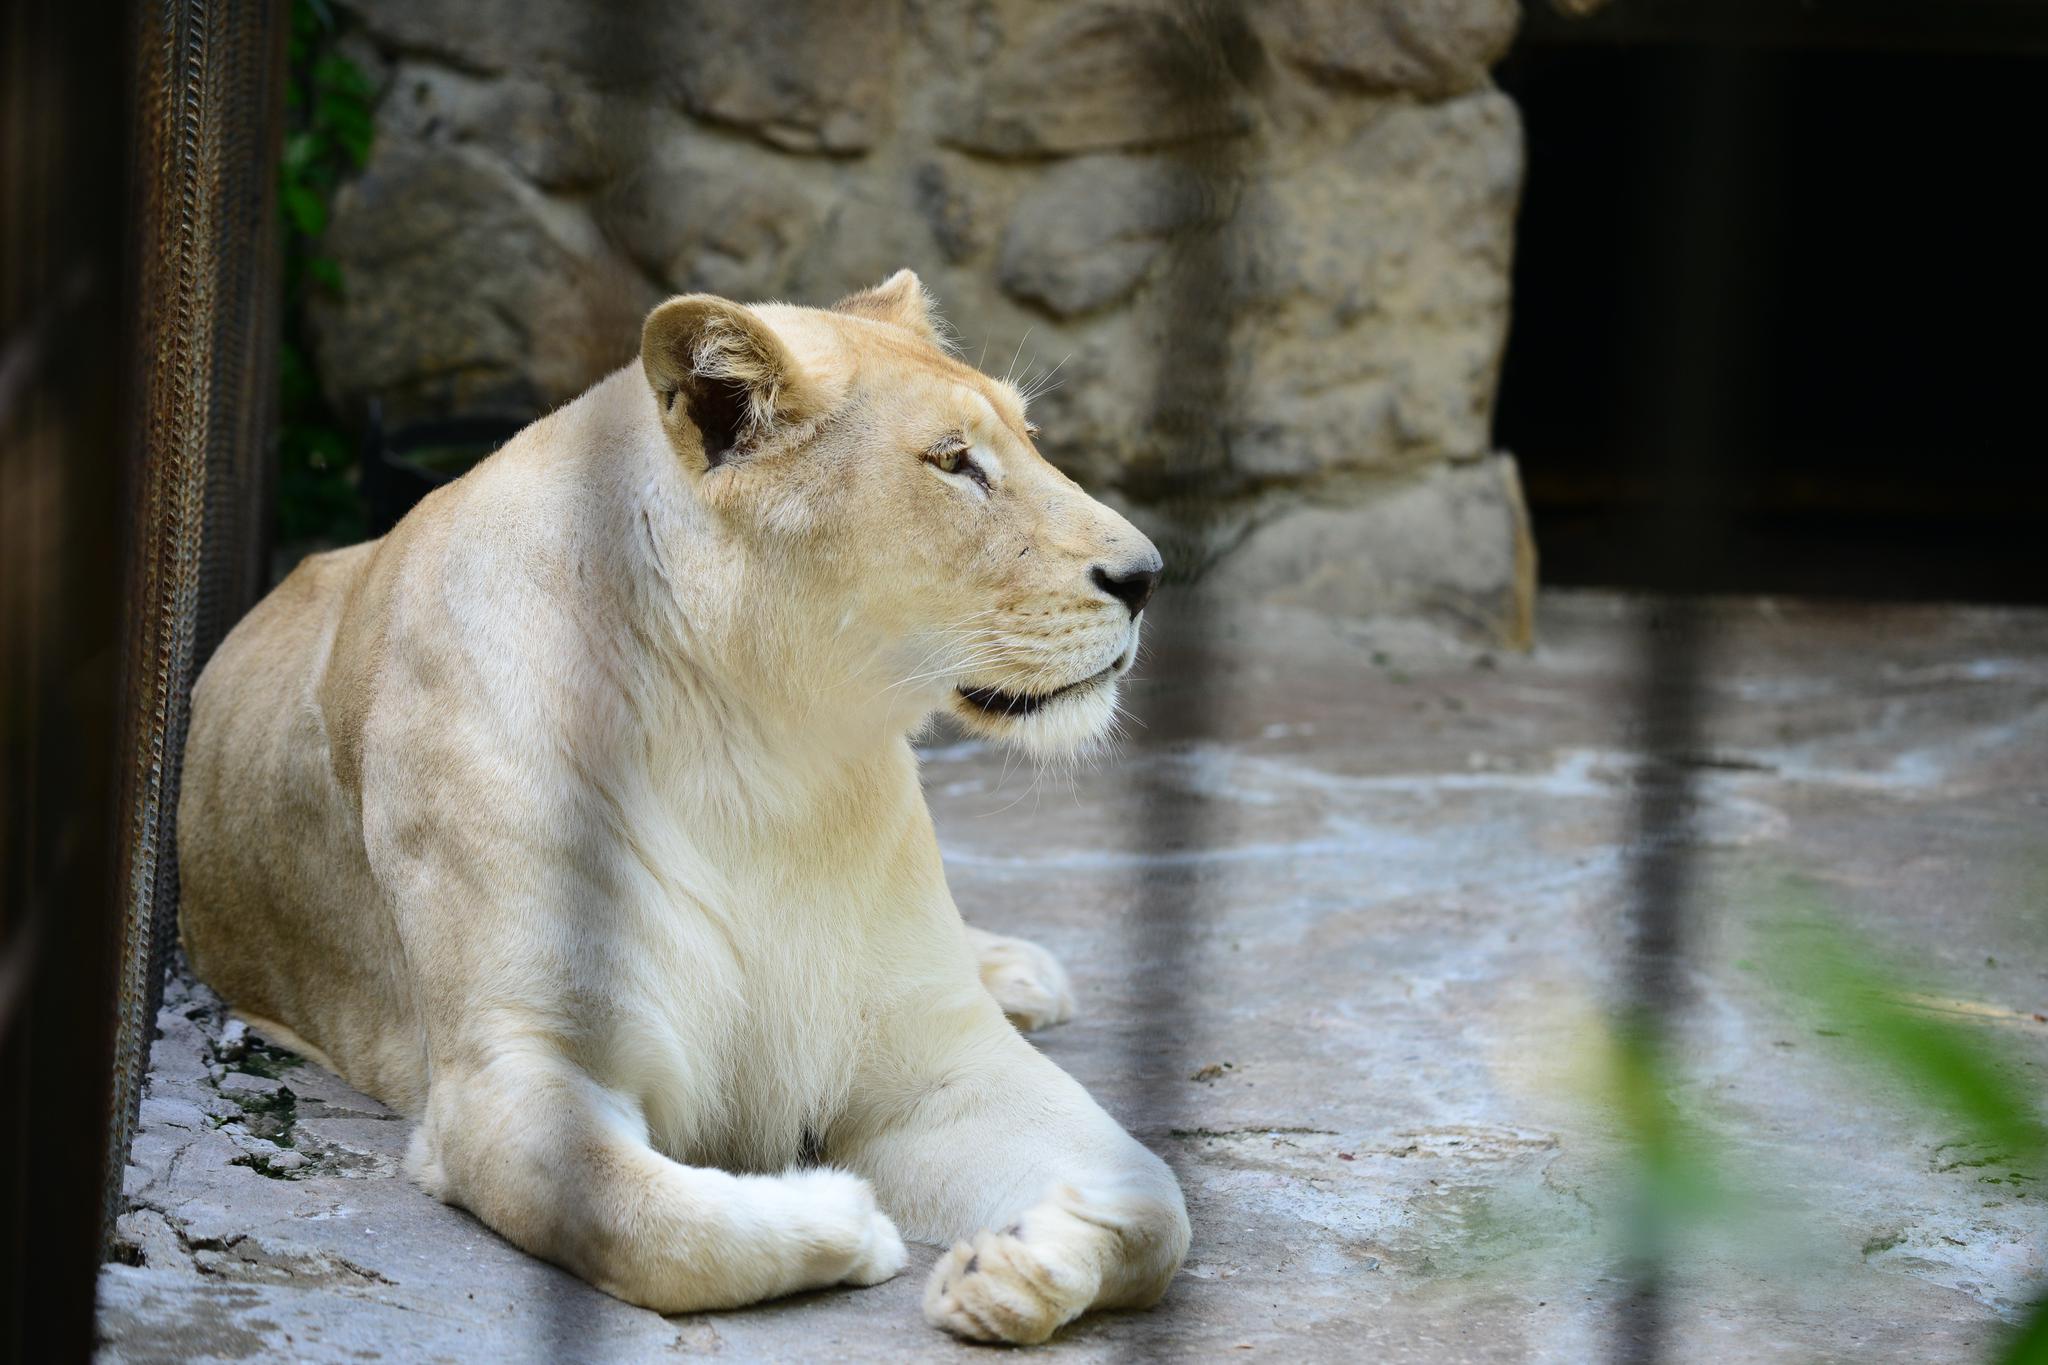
641;296;821;469
832;268;946;346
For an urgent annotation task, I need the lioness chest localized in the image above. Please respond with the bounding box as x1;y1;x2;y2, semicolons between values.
574;765;956;1173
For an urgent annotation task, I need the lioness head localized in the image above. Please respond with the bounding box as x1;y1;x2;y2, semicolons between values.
640;270;1162;758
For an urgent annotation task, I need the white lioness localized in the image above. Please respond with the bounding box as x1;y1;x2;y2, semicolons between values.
178;272;1188;1343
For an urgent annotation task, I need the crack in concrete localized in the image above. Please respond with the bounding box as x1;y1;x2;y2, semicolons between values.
1170;1125;1341;1140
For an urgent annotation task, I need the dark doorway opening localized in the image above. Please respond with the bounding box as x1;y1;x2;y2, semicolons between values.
1495;9;2048;603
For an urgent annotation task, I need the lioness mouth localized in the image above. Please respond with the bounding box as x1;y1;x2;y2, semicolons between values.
957;667;1113;719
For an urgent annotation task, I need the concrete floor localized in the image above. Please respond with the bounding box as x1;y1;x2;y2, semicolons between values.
96;591;2047;1362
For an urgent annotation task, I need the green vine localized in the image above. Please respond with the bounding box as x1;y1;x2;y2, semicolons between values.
277;0;374;544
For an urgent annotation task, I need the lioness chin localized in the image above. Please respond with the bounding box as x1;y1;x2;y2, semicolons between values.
178;271;1187;1343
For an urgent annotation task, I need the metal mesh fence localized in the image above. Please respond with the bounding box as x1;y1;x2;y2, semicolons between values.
103;0;285;1257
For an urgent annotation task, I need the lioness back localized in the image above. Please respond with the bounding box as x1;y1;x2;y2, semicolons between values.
180;371;663;1115
180;534;432;1109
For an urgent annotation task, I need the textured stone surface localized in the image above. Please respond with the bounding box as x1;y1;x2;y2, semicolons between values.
98;593;2048;1361
1256;0;1521;99
375;63;613;191
305;0;1534;641
311;141;656;418
997;155;1209;318
1211;454;1536;646
1231;90;1524;480
345;0;898;151
596;123;829;299
939;2;1255;156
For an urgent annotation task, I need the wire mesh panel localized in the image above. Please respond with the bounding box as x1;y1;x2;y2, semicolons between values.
103;0;284;1250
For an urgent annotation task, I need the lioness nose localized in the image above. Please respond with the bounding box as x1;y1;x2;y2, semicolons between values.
1090;557;1162;616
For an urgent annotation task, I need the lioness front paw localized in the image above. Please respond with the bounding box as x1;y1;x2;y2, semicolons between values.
841;1206;909;1287
922;1219;1092;1345
782;1168;907;1289
969;928;1076;1031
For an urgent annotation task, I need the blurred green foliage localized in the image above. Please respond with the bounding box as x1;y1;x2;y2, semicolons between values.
277;0;371;544
1756;903;2046;1173
1599;880;2046;1363
2007;1309;2048;1365
1756;896;2046;1365
1605;1018;1728;1247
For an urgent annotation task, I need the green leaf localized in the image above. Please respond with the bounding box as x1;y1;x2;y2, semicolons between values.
335;124;373;168
281;183;327;237
282;131;320;176
1756;887;2048;1167
1997;1300;2048;1365
303;427;349;462
331;104;374;139
313;53;374;100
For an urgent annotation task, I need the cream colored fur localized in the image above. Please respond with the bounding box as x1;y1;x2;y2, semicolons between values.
177;271;1185;1343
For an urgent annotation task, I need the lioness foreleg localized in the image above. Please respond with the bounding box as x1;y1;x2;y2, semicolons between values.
409;1047;906;1313
843;1008;1187;1344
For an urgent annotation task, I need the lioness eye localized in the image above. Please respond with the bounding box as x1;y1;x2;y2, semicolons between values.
1024;422;1041;439
924;437;988;490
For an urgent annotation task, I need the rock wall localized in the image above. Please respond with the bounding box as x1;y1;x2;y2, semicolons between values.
314;0;1534;644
